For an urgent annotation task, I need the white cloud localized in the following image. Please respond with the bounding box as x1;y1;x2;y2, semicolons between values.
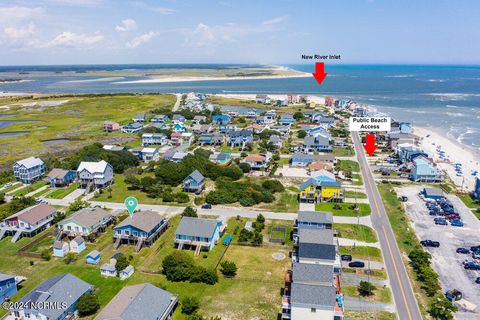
129;1;175;14
42;31;104;48
115;19;137;32
48;0;104;6
262;16;288;25
4;22;36;40
126;31;158;48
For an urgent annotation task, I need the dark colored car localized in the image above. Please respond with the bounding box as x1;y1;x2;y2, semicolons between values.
421;240;440;247
470;245;480;252
451;220;464;227
341;254;352;261
434;219;448;225
348;261;365;268
457;248;470;254
476;277;480;284
464;262;480;270
201;204;212;209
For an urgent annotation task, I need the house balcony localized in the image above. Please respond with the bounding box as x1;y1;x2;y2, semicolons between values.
175;238;211;249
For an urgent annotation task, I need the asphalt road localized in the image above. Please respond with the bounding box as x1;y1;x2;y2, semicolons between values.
352;132;422;320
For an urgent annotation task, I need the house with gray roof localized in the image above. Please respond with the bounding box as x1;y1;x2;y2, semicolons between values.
113;211;168;251
182;169;205;194
292;262;334;286
95;283;178;320
10;273;92;320
175;217;224;253
290;283;338;319
303;135;332;153
296;227;335;245
297;242;337;265
293;211;333;237
58;207;113;237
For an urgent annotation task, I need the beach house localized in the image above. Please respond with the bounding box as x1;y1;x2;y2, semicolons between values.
9;273;92;320
242;154;269;170
103;121;120;132
255;94;271;104
298;176;343;203
142;133;167;146
228;129;253;148
121;122;144;133
53;241;69;257
0;273;17;303
13;156;46;184
113;211;169;251
175;217;224;254
172;114;186;123
86;250;100;265
287;94;300;104
303;135;332;153
410;156;442;182
293;211;334;236
396;144;428;163
182;170;205;193
212;114;231;125
132;113;146;122
95;284;178;320
140;147;160;162
0;204;57;242
151;114;169;123
278;114;295;126
46;168;76;187
77;160;113;190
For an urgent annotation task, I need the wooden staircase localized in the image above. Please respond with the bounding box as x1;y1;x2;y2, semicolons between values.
194;242;202;256
113;237;121;249
135;238;144;253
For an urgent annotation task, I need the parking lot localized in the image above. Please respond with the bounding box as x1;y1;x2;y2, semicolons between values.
396;185;480;319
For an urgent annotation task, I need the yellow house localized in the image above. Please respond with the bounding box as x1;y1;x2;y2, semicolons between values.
298;177;343;203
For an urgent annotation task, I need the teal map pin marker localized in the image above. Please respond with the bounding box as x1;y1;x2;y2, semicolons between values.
124;196;138;217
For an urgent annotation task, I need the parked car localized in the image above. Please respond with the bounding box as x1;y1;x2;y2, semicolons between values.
341;254;352;261
465;262;480;270
421;240;440;247
472;252;480;260
398;196;408;202
348;261;365;268
470;245;480;252
451;220;464;227
445;289;462;302
457;248;470;254
476;277;480;284
434;218;448;225
201;204;212;209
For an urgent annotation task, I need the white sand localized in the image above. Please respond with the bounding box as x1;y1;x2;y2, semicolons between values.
113;73;310;84
212;93;325;105
415;127;480;191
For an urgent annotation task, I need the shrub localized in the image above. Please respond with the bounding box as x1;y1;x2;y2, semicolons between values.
358;281;376;296
115;255;129;274
297;130;307;138
262;180;284;193
41;249;51;261
182;206;198;217
182;296;200;315
239;162;251;173
64;252;76;264
220;260;237;277
77;293;100;316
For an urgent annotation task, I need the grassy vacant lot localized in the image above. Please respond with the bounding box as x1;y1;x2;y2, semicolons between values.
352;173;364;186
0;212;291;320
0;94;176;164
12;181;48;197
344;311;396;320
458;193;479;209
344;190;368;199
337;159;360;172
339;246;383;262
334;223;378;243
1;182;21;193
30;187;52;198
377;184;430;317
94;174;191;206
47;183;79;199
342;285;392;304
332;146;354;157
315;202;371;217
268;192;299;213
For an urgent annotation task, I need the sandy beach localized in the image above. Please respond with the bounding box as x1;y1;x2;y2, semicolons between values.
212;93;325;105
415;126;480;191
114;73;310;84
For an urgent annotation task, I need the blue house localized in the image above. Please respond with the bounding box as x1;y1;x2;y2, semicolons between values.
0;273;17;303
13;157;46;184
396;144;428;163
172;114;186;123
175;217;224;254
113;210;168;250
278;114;295;126
53;241;69;257
10;273;92;320
399;122;412;134
474;177;480;199
172;122;186;132
212;114;231;125
46;168;76;187
86;250;100;265
151;114;169;123
410;156;442;182
182;170;205;193
219;124;237;133
121;122;144;133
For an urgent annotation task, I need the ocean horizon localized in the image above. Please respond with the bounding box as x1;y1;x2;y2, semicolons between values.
1;63;480;151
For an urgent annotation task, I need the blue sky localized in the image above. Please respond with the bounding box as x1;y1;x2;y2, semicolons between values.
0;0;479;65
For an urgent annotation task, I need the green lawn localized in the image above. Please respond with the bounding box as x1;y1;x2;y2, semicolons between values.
1;182;21;194
337;159;360;172
344;190;368;199
268;192;299;213
458;193;480;209
47;183;80;199
334;223;378;243
344;311;396;320
315;202;371;217
12;181;48;197
339;246;383;262
30;187;53;198
94;174;191;206
342;285;392;304
332;146;354;157
352;173;364;186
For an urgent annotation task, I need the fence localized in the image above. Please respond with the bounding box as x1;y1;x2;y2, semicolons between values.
17;231;54;259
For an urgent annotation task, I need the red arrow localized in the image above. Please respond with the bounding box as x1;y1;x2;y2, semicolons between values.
312;62;328;85
364;133;377;156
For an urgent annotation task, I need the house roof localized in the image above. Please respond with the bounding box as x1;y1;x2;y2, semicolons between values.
186;169;205;183
53;241;65;249
292;262;333;284
424;187;444;197
298;242;336;261
297;211;333;225
0;273;15;282
95;284;176;320
47;168;71;180
115;210;165;233
121;265;134;274
101;263;116;272
141;147;158;154
308;161;333;171
244;154;266;162
17;273;92;319
87;250;100;259
290;283;336;308
299;178;320;190
6;204;56;225
15;156;44;169
298;227;334;245
71;236;85;245
175;217;219;238
291;152;315;162
77;160;110;174
61;208;112;229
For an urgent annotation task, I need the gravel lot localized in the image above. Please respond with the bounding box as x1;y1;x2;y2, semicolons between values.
396;185;480;319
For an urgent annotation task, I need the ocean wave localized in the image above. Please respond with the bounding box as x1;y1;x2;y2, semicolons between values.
446;112;466;117
416;78;448;82
445;105;459;108
384;74;416;78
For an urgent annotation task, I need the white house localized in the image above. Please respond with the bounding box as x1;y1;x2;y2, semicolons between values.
13;157;46;184
119;265;134;280
77;160;113;190
141;148;160;162
142;133;167;146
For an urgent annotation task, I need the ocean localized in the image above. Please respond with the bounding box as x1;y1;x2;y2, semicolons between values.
1;64;479;150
